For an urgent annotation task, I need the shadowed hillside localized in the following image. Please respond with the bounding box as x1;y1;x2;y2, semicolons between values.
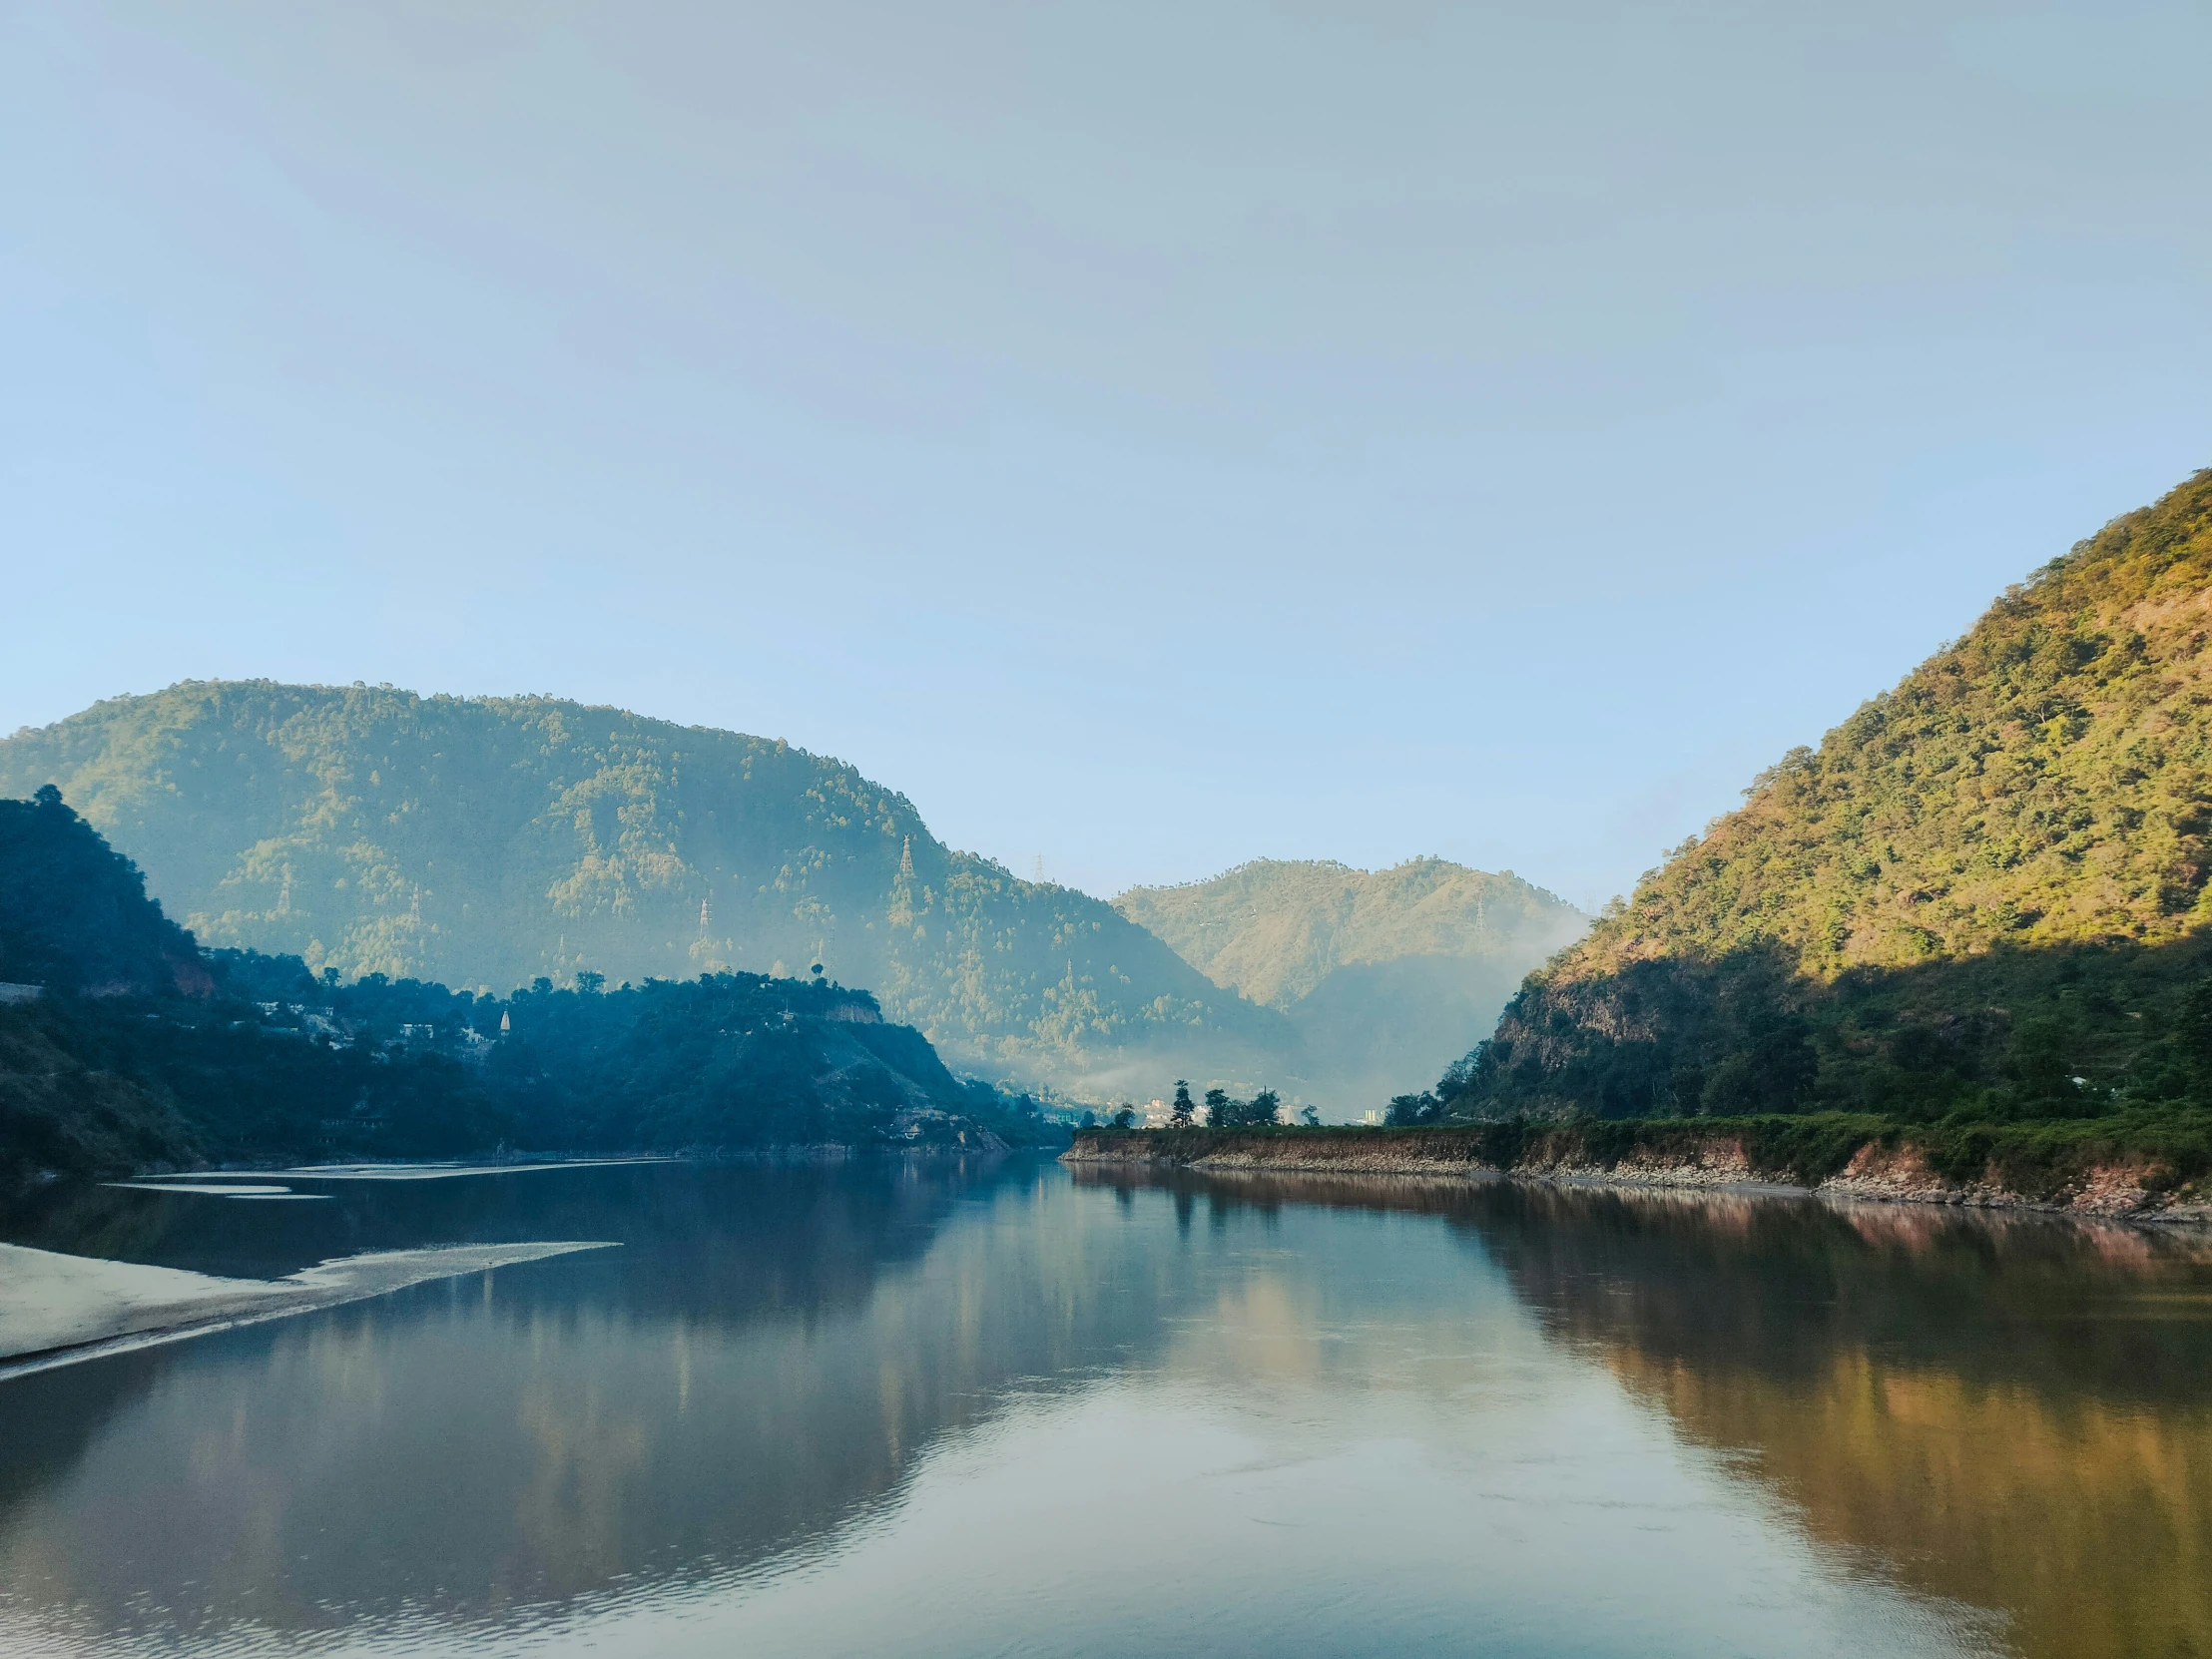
0;788;208;998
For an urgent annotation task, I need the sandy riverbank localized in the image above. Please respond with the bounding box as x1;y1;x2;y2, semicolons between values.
0;1240;616;1378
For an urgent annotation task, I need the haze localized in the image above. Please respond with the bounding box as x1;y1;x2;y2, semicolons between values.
4;1;2208;908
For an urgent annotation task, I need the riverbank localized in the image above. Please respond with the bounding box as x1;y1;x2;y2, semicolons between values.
1062;1118;2212;1222
0;1240;617;1378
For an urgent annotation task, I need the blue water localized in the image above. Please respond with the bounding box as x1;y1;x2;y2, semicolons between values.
1;1157;2206;1657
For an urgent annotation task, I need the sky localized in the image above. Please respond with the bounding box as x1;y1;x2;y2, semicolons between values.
4;2;2209;912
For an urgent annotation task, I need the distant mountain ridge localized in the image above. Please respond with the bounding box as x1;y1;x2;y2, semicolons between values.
1116;857;1587;1008
0;682;1287;1098
1116;857;1588;1106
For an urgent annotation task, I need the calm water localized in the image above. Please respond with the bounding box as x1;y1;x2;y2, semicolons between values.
1;1158;2207;1658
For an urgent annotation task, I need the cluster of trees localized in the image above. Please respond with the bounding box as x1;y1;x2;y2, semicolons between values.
1202;1085;1283;1128
0;791;1056;1189
1074;1079;1323;1130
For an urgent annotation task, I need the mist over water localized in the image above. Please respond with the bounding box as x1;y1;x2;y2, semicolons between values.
1;1160;2206;1658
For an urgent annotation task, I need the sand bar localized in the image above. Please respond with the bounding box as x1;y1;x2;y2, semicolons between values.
125;1157;676;1183
104;1183;322;1198
0;1239;616;1379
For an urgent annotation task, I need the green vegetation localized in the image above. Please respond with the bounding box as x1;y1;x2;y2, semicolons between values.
0;787;208;996
1419;467;2212;1185
0;793;1053;1189
1116;856;1587;1100
0;683;1290;1098
1205;1086;1282;1128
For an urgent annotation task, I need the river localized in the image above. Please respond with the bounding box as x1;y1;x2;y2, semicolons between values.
0;1157;2206;1657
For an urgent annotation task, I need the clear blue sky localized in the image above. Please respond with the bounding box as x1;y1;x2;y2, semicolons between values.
5;2;2208;911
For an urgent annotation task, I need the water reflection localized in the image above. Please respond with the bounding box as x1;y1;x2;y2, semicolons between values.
1470;1184;2212;1659
1;1159;1183;1646
0;1159;2204;1656
1087;1168;2212;1659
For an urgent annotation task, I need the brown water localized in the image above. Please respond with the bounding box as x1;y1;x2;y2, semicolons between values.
0;1158;2206;1657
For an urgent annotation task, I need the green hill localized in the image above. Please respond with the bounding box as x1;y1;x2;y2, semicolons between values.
0;683;1289;1098
1438;467;2212;1132
0;791;1048;1187
1115;858;1587;1103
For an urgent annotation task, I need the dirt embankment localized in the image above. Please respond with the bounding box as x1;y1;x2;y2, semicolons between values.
1062;1127;2212;1222
1816;1141;2199;1218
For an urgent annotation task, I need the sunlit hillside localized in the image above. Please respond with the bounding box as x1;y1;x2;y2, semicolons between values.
1443;468;2212;1123
0;683;1291;1097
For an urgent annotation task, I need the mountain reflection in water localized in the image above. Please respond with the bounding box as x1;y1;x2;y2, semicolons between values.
0;1158;2204;1658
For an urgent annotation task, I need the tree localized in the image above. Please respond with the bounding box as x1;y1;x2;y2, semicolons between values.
1203;1086;1229;1126
1172;1079;1195;1125
575;970;605;995
2179;977;2212;1084
1299;1105;1320;1127
1111;1105;1136;1129
1385;1091;1441;1126
1249;1088;1280;1127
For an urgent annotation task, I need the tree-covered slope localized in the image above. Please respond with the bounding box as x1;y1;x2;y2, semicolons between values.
1443;467;2212;1122
0;790;208;1180
1116;857;1587;1101
0;684;1287;1094
0;787;210;997
0;792;1051;1187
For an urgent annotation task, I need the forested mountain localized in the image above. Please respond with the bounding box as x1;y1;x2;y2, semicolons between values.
1116;858;1587;1103
1437;468;2212;1128
0;684;1289;1097
0;792;1047;1188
